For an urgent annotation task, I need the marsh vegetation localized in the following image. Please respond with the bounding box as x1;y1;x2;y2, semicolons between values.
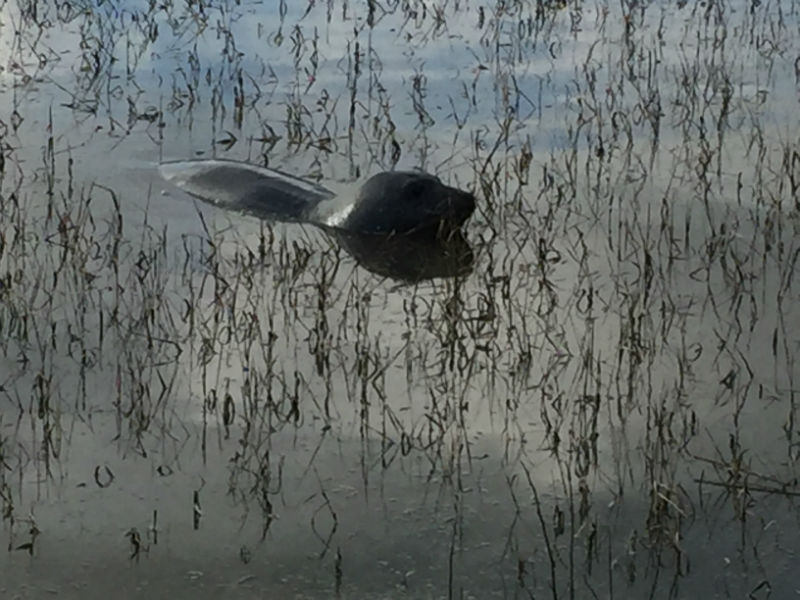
2;0;800;598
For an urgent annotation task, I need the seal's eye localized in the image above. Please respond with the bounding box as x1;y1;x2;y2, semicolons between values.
403;178;433;199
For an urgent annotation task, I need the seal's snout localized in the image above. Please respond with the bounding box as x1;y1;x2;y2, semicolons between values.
439;186;476;228
456;188;477;218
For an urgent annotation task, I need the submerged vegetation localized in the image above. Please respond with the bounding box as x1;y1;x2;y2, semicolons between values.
1;0;800;597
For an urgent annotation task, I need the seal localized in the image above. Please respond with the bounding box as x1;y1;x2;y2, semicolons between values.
159;159;476;236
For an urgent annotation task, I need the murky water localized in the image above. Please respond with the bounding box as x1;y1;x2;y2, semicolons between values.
2;1;800;598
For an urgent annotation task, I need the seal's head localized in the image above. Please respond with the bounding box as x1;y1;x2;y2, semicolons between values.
344;171;476;235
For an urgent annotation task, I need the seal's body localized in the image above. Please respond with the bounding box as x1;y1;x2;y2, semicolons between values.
159;159;475;236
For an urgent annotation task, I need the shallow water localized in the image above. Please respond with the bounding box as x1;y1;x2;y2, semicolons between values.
2;0;800;598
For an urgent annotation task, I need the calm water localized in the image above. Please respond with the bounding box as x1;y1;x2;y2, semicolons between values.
2;1;800;598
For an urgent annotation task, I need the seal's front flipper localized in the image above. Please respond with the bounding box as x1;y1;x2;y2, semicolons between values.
159;159;336;223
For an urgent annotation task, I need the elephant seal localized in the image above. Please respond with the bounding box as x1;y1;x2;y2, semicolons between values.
159;159;476;236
